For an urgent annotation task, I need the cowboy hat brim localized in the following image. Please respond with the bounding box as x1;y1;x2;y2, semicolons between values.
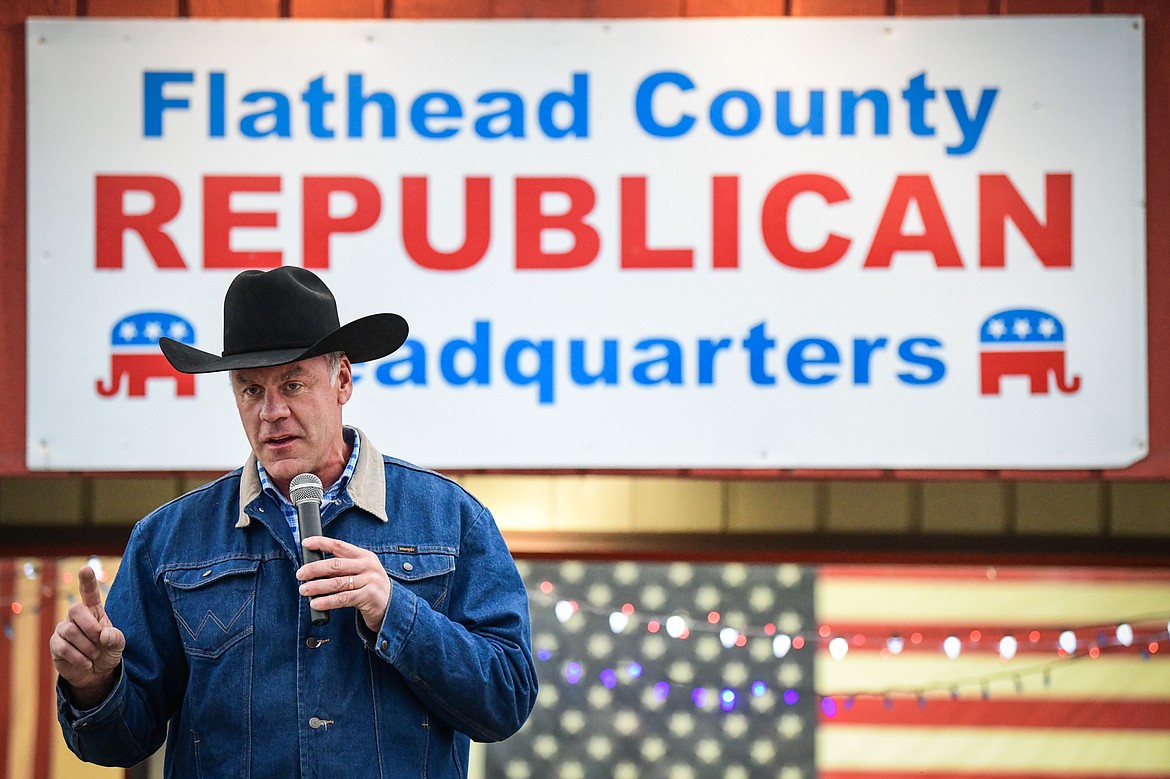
159;313;409;374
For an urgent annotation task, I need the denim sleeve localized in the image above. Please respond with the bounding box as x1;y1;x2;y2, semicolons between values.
58;521;186;766
362;505;538;742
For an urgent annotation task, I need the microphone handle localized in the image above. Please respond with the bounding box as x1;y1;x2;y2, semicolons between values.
297;500;330;626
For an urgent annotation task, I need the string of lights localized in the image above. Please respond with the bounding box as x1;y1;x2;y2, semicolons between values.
527;578;1170;716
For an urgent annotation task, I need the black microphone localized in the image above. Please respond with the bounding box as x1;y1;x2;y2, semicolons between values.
290;472;329;626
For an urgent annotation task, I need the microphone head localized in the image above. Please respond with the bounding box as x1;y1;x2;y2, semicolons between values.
290;472;324;505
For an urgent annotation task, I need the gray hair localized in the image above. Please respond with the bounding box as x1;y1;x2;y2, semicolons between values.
326;351;345;386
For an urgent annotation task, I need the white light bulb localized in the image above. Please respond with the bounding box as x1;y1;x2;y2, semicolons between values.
1116;623;1134;647
665;615;687;639
828;637;849;661
719;627;739;649
943;635;962;659
1059;630;1077;655
998;635;1018;661
609;611;629;634
772;634;792;658
886;635;904;655
554;600;575;623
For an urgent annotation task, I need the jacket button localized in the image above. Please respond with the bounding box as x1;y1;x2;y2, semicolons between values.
309;717;322;729
402;562;414;572
380;639;389;651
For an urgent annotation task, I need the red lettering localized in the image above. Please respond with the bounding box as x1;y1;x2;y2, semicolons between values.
865;174;962;268
402;177;490;271
203;176;282;269
712;176;739;269
760;174;851;269
515;177;599;269
95;175;185;269
302;176;382;270
980;173;1072;268
620;176;693;269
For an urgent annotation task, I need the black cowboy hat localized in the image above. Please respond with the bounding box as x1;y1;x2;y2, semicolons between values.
159;266;408;374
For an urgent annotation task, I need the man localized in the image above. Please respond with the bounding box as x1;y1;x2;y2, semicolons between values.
49;267;537;777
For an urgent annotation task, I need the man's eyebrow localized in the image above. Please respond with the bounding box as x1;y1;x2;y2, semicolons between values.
232;366;306;385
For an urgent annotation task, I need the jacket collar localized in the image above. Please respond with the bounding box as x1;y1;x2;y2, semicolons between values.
236;426;389;528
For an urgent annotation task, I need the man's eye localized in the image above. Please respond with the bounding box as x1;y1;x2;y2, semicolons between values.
286;382;303;392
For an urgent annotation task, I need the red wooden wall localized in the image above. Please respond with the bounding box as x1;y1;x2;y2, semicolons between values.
1;0;1165;479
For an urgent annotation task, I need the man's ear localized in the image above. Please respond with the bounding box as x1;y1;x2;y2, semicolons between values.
337;356;354;405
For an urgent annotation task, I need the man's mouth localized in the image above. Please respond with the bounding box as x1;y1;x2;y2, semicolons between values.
265;435;298;448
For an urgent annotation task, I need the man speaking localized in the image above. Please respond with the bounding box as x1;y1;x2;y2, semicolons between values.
49;267;538;777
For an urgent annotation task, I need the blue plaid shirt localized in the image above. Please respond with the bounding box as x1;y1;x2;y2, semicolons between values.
257;426;360;545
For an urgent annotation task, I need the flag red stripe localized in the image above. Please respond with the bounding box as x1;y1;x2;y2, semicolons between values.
818;773;1167;779
0;559;14;779
818;565;1170;582
34;559;56;779
814;624;1167;655
820;697;1170;730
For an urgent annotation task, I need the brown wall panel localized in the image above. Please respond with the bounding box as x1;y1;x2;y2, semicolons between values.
896;0;995;13
1000;0;1093;12
85;0;179;16
290;0;384;16
491;0;594;17
189;0;282;17
391;0;491;17
685;0;783;15
597;0;682;17
792;0;889;15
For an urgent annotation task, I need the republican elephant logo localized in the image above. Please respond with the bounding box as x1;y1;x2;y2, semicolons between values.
96;311;196;398
979;307;1081;396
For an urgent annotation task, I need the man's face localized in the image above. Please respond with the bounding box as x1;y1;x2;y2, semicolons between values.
231;354;353;494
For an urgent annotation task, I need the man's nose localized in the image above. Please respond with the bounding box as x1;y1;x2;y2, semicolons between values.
259;393;289;421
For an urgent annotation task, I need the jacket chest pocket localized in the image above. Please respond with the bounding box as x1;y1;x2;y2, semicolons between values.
164;559;260;659
381;551;456;611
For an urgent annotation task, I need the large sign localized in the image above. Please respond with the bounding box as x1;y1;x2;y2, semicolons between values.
26;17;1146;470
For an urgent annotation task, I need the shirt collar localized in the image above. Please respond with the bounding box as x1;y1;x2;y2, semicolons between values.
238;426;388;528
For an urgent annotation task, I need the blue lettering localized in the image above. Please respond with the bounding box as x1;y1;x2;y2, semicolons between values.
301;76;335;138
476;92;525;139
632;338;683;385
143;71;193;137
787;338;840;385
440;321;490;385
570;339;618;385
504;339;555;404
897;337;946;384
903;72;936;138
240;92;291;138
347;74;396;138
709;90;761;137
945;87;998;156
374;339;427;385
538;72;589;139
775;90;824;136
841;89;890;137
635;71;696;138
411;92;462;139
852;337;889;385
698;338;732;384
741;323;776;386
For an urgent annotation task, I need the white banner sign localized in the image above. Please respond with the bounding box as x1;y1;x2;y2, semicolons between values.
27;17;1146;470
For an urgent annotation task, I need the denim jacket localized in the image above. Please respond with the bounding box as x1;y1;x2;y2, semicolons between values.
58;429;537;778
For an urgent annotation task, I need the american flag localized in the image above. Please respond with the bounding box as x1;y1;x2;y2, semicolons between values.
488;561;1170;779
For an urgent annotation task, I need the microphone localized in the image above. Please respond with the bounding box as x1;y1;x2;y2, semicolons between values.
290;472;329;626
